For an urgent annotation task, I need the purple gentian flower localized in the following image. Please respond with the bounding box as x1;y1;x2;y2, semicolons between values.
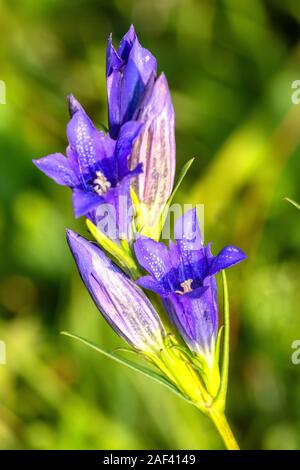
106;25;157;139
33;96;142;222
134;209;246;361
129;73;176;221
66;229;166;352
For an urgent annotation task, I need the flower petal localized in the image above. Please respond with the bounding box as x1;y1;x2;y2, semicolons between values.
115;121;143;179
66;145;80;175
136;275;167;296
33;153;79;187
208;246;247;276
107;26;157;138
163;279;218;359
66;230;165;352
174;208;203;251
67;109;106;179
134;237;172;281
106;34;123;76
120;36;157;125
106;69;122;139
117;24;136;60
102;176;132;241
174;209;205;282
130;73;175;220
72;189;104;218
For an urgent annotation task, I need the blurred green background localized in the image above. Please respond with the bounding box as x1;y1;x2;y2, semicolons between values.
1;0;300;450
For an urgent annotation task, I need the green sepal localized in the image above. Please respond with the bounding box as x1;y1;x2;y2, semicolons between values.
130;187;143;233
168;343;194;359
86;219;141;279
190;353;217;399
214;325;224;366
188;276;229;405
213;271;230;412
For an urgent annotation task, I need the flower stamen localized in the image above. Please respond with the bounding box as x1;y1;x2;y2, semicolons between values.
93;171;111;196
175;279;193;295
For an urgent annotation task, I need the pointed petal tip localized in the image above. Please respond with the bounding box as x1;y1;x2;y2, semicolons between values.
106;33;113;55
67;94;82;117
65;228;73;238
156;72;167;86
32;157;44;172
66;228;79;248
32;153;79;187
66;229;91;251
237;248;247;262
32;157;46;168
125;24;136;41
66;230;96;267
128;24;136;36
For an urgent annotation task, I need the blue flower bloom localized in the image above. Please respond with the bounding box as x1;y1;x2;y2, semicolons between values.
134;209;246;360
33;95;142;222
66;229;166;352
107;25;157;139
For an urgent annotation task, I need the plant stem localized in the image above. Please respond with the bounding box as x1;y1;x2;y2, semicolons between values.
209;409;240;450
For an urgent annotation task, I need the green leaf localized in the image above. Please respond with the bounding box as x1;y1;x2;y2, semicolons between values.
152;158;195;240
61;331;192;403
167;157;195;207
284;197;300;210
213;271;230;411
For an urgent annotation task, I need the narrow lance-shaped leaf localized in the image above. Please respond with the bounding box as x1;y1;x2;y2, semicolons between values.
285;197;300;211
152;157;195;240
61;331;192;404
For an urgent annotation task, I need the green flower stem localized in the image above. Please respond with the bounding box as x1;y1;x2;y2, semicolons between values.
208;409;240;450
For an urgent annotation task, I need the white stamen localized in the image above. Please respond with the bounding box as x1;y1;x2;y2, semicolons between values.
93;171;111;196
175;279;193;295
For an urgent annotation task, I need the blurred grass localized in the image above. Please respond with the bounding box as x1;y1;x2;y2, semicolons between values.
1;0;300;449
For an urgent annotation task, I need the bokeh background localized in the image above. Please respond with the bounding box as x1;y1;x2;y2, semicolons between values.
1;0;300;450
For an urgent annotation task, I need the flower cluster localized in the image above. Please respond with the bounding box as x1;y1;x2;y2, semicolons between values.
33;26;246;449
